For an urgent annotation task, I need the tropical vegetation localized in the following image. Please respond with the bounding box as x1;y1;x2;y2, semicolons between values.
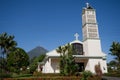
104;41;120;77
3;32;120;79
29;54;46;73
7;47;29;73
109;42;120;70
56;43;78;76
0;32;17;77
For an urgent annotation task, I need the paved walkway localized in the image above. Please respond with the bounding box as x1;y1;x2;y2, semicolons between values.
102;76;120;80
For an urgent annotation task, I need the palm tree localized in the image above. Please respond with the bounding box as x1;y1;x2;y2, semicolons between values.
56;43;78;76
56;45;68;56
56;45;67;75
109;42;120;70
0;32;17;73
0;32;17;58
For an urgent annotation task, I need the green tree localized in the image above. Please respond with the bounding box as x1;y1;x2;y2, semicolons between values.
29;54;46;73
56;43;78;76
0;32;17;73
107;60;118;72
0;32;17;57
109;42;120;70
0;57;7;72
7;47;29;73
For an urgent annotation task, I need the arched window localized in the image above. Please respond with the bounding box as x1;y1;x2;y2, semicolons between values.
72;43;83;55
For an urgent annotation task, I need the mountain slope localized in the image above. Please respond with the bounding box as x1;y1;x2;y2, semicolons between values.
28;46;48;59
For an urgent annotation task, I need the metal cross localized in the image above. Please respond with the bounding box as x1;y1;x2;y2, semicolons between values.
74;33;79;40
86;2;89;8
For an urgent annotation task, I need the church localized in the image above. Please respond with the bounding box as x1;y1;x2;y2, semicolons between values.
38;3;108;74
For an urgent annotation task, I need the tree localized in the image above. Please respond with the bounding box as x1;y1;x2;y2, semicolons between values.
7;47;29;73
56;43;78;76
109;42;120;69
0;32;17;73
29;54;46;73
0;32;17;57
108;60;118;72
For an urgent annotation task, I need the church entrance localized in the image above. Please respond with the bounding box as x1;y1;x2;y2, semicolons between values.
76;63;84;72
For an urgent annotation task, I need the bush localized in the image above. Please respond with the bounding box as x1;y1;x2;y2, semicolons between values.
0;73;11;78
33;71;42;77
11;73;32;78
40;73;60;77
17;74;32;78
81;71;92;80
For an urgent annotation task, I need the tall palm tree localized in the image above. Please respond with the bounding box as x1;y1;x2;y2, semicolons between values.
0;32;17;73
56;43;78;76
0;32;17;58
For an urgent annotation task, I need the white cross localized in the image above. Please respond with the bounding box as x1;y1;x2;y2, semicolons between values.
86;2;89;8
74;33;79;40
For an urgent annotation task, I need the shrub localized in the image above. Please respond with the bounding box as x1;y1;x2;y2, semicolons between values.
81;71;92;80
17;74;32;78
33;71;42;77
0;73;11;78
11;73;32;78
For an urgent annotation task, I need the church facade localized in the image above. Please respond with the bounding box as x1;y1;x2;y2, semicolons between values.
38;3;107;74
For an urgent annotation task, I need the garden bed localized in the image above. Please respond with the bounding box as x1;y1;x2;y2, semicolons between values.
3;76;101;80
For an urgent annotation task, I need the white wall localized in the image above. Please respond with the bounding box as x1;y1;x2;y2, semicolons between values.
42;57;107;73
85;59;90;71
42;58;54;73
101;59;108;73
42;58;59;73
87;59;107;73
83;39;103;56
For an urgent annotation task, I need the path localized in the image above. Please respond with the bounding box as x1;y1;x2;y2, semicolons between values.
102;76;120;80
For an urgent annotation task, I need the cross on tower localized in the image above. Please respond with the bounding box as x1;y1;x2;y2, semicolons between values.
86;2;89;8
74;33;79;40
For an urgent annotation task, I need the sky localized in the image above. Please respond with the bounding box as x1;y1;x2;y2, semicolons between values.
0;0;120;62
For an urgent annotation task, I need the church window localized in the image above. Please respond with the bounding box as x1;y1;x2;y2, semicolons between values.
72;43;83;55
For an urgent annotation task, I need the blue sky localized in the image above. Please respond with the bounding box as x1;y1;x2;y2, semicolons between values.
0;0;120;62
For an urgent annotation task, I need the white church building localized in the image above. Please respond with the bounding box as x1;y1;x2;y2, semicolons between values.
38;3;108;74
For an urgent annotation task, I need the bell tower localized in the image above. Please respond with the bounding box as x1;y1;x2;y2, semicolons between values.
82;3;103;56
82;3;99;41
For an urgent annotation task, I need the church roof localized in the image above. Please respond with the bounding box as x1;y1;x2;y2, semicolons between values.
70;40;82;44
46;33;83;57
46;39;83;57
46;49;60;57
